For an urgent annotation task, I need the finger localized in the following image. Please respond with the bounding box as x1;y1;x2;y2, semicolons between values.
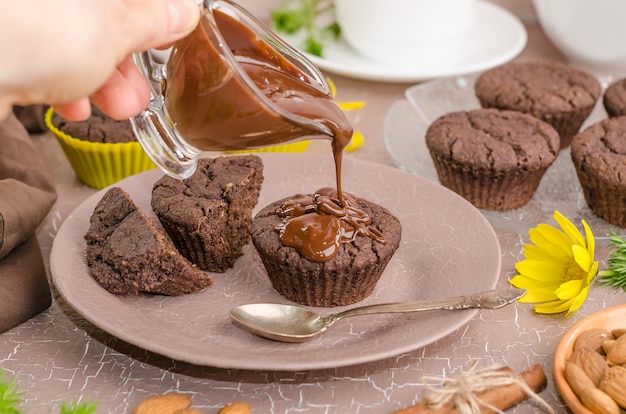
90;57;151;120
121;0;201;53
52;98;92;121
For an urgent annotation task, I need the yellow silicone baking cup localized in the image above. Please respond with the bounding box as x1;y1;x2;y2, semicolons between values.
45;107;156;189
225;140;310;154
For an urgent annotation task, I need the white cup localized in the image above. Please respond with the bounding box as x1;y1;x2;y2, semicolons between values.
532;0;626;77
334;0;476;65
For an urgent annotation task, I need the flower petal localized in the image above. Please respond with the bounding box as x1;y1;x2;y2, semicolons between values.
555;279;583;300
338;101;366;111
534;299;573;314
585;261;599;285
524;243;569;263
530;225;572;257
554;211;586;247
509;276;556;290
583;220;595;259
566;286;591;317
572;244;592;272
516;259;565;282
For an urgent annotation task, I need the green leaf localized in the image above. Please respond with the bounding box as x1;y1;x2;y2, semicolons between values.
0;369;23;414
59;401;98;414
271;9;306;34
304;36;324;57
599;231;626;291
324;22;341;40
271;0;338;57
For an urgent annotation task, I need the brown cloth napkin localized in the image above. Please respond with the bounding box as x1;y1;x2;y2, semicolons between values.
0;111;57;333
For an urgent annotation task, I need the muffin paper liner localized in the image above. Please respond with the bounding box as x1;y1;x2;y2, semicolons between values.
45;108;155;189
575;168;626;228
544;106;595;149
430;155;550;211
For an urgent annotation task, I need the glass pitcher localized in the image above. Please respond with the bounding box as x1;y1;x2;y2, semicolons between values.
131;0;350;178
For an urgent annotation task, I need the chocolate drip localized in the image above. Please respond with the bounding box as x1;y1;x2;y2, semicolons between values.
275;188;386;262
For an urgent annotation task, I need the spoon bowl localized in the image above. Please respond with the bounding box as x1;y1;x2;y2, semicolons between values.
230;287;525;342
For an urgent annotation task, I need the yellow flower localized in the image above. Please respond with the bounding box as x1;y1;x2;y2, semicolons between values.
509;211;598;317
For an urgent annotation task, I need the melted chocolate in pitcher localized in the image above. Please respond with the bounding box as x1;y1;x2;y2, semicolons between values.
166;8;386;262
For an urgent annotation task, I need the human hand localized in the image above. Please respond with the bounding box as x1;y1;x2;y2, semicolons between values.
0;0;200;122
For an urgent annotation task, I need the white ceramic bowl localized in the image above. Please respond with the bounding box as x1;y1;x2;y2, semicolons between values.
532;0;626;77
334;0;476;65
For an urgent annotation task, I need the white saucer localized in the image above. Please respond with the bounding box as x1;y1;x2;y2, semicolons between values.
279;1;527;83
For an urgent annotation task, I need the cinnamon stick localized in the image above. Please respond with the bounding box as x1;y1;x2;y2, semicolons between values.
391;364;547;414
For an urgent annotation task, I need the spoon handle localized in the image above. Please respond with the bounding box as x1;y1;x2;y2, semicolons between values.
328;287;523;324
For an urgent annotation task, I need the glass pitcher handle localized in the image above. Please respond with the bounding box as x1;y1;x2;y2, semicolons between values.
130;50;201;179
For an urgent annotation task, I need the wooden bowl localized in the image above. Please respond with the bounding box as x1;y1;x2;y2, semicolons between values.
553;304;626;414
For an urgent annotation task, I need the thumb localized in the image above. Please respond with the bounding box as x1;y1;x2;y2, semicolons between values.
125;0;201;52
166;0;202;40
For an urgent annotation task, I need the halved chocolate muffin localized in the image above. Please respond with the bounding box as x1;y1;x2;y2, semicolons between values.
151;155;264;272
85;187;211;296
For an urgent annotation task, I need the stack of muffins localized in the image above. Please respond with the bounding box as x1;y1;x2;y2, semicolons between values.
425;61;602;212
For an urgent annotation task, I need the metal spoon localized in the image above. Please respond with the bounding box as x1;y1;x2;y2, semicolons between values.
230;287;525;342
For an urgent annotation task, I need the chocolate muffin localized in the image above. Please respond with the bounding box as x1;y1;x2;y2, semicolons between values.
85;187;211;296
251;194;402;307
425;108;560;210
571;116;626;227
604;78;626;118
52;105;135;143
151;155;264;273
46;107;154;189
475;61;601;148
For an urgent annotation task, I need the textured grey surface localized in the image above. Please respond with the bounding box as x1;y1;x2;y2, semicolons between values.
4;10;626;408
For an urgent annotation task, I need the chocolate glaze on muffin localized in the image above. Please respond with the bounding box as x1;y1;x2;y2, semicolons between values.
85;187;211;296
152;155;263;273
604;78;626;118
571;116;626;227
251;192;401;307
425;108;560;210
53;105;135;143
475;61;601;148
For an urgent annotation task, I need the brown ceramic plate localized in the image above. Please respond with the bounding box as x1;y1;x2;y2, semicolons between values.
553;304;626;414
50;153;501;371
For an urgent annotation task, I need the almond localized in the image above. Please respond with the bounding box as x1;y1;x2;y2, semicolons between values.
569;347;609;386
611;328;626;338
564;361;596;396
602;340;616;355
606;334;626;366
133;394;192;414
575;328;614;353
599;365;626;408
218;402;252;414
579;388;621;414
